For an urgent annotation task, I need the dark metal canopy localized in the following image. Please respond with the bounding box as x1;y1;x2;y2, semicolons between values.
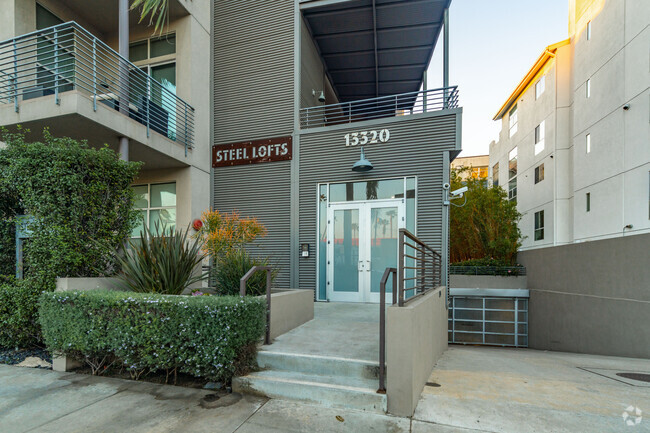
301;0;450;103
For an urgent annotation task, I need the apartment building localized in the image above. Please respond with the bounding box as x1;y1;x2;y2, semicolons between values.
489;0;649;358
489;0;649;250
450;154;488;184
0;0;211;236
211;0;461;301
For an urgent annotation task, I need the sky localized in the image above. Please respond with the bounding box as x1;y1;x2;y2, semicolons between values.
426;0;569;157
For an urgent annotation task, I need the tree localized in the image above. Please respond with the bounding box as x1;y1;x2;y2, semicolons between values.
449;167;522;263
131;0;169;33
0;128;142;285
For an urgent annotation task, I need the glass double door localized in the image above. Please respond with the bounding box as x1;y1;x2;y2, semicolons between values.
327;200;404;303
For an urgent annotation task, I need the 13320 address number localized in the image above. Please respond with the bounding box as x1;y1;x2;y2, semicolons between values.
344;129;390;147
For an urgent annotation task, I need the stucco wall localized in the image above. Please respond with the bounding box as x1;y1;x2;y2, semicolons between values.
519;233;650;358
386;287;448;416
266;289;314;340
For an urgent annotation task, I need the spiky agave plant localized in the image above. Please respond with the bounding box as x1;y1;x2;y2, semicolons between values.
118;221;207;295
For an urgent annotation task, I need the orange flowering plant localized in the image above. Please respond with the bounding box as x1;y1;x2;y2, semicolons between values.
196;209;267;260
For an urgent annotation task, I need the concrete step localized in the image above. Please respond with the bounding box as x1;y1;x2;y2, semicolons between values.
232;370;387;413
256;350;381;380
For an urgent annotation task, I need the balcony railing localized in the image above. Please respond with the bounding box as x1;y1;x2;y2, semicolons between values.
300;86;459;129
0;22;195;152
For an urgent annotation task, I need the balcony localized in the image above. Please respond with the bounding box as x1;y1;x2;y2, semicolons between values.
0;22;194;158
300;86;459;129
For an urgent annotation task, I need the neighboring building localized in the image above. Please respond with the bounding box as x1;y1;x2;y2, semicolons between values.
211;0;461;299
0;0;211;236
450;154;488;184
489;0;649;250
490;0;650;359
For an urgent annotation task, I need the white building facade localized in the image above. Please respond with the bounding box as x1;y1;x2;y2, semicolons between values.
489;0;649;250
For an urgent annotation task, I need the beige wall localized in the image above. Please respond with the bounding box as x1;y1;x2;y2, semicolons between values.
386;287;448;417
266;289;314;340
519;233;650;358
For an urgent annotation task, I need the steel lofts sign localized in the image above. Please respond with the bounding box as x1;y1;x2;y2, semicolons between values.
212;136;292;168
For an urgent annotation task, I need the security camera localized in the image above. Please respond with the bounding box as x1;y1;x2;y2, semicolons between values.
443;183;450;190
313;89;326;103
450;186;468;197
623;104;630;110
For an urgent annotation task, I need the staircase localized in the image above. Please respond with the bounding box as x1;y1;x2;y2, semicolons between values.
233;349;387;413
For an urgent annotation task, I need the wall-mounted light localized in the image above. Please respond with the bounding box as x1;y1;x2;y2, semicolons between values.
352;147;373;172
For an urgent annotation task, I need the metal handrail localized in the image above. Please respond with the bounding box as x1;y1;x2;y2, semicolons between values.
240;265;272;345
300;86;459;129
0;22;195;151
398;228;442;307
377;267;397;394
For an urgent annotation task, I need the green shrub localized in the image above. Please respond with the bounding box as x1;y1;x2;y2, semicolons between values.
39;290;266;382
450;257;525;276
0;279;54;348
117;222;207;295
215;249;277;296
0;128;141;284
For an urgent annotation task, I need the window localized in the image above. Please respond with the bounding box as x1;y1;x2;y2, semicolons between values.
534;210;544;241
492;162;499;188
586;21;591;40
509;105;518;137
508;147;517;201
586;134;591;153
129;35;177;140
534;164;544;184
535;76;545;99
132;182;177;237
586;192;591;212
586;79;591;98
534;121;545;155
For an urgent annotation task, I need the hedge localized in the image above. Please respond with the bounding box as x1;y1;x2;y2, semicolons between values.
0;279;52;348
39;291;266;382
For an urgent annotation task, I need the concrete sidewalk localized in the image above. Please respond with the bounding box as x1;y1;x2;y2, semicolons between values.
2;346;650;432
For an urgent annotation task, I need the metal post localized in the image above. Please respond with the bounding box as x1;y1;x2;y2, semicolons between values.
184;103;188;156
54;28;59;105
514;298;519;347
92;39;97;111
265;269;272;345
398;230;404;307
422;72;427;112
13;40;18;113
146;75;151;138
379;274;386;393
443;7;449;109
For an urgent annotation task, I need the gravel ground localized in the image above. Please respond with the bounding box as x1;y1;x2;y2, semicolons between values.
0;347;52;367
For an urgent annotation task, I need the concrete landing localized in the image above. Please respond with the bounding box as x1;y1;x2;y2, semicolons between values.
264;302;380;361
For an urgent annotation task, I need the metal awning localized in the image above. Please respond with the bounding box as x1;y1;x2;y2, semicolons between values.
301;0;451;102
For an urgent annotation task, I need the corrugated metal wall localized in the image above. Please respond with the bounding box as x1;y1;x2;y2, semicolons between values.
298;112;460;290
212;0;295;287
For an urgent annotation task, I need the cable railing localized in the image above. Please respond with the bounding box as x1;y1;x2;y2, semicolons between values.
300;86;459;129
0;22;195;152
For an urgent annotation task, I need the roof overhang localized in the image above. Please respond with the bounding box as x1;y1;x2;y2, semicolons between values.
301;0;451;103
493;39;570;120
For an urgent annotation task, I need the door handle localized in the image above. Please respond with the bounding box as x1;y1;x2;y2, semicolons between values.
358;260;364;271
366;260;371;272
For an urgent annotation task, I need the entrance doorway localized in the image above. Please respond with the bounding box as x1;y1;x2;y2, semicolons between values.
327;200;404;302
